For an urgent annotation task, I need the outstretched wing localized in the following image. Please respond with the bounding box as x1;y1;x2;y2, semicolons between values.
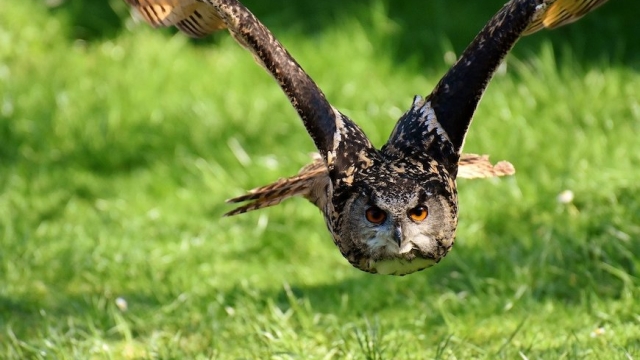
524;0;609;34
224;156;326;216
124;0;226;37
124;0;375;175
225;153;515;215
425;0;546;154
389;0;608;158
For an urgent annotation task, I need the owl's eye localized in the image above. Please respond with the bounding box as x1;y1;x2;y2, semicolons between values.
365;206;387;224
408;206;428;222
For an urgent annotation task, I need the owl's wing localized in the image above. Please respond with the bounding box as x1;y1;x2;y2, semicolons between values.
225;155;327;216
124;0;226;37
124;0;375;174
225;153;515;215
424;0;546;155
383;0;545;176
524;0;609;35
457;154;515;179
387;0;607;160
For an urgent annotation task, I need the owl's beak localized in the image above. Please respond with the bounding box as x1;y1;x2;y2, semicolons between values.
393;226;402;247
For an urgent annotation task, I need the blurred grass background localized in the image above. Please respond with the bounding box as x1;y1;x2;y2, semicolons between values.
1;0;639;358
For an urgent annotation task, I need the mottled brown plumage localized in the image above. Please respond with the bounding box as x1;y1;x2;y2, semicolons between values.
124;0;607;275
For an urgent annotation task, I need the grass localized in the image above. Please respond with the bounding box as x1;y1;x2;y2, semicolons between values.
1;0;639;358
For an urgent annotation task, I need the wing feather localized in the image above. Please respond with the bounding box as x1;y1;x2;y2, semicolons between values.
125;0;226;37
524;0;609;35
417;0;609;157
457;154;515;179
124;0;373;168
225;156;326;216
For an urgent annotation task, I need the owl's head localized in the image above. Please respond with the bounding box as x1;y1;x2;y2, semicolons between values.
330;158;458;276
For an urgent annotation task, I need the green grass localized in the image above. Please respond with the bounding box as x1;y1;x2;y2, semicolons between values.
1;1;639;358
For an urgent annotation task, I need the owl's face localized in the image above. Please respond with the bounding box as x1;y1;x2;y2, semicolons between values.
331;161;458;275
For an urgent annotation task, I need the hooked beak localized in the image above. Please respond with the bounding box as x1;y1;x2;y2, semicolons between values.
393;225;402;247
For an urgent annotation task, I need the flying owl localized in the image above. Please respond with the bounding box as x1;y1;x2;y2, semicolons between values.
124;0;608;275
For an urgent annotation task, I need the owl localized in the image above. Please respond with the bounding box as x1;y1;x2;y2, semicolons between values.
124;0;608;275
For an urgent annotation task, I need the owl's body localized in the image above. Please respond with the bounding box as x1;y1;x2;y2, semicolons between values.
124;0;609;275
226;104;515;275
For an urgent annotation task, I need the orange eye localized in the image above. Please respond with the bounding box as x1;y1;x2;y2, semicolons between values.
365;206;387;224
409;206;428;222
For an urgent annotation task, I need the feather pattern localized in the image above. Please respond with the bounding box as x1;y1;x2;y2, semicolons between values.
524;0;609;34
124;0;226;37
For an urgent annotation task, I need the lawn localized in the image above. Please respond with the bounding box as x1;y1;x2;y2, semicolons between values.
1;0;639;358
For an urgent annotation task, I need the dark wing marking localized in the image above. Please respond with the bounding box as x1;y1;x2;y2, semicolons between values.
409;0;608;155
426;0;545;154
205;0;375;172
524;0;609;34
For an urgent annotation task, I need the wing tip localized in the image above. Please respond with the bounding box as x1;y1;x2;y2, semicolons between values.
494;160;516;176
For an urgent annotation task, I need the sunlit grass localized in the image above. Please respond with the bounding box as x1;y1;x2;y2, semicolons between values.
1;1;639;358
